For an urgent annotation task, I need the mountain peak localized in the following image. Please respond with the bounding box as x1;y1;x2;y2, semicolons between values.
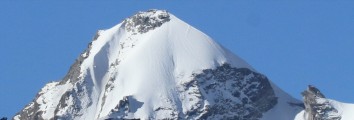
303;85;325;98
14;10;302;120
123;9;170;34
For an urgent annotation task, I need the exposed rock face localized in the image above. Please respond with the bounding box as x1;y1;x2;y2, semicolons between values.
123;9;170;34
106;96;143;119
179;64;278;120
59;33;96;85
302;85;341;120
102;64;278;120
13;100;41;120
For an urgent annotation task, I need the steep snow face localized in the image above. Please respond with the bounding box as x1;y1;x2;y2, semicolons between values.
14;10;302;120
260;82;304;120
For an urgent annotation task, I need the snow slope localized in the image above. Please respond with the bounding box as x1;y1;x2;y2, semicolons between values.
261;82;304;120
14;10;303;120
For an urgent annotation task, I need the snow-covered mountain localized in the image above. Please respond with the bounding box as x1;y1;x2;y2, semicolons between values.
13;9;340;120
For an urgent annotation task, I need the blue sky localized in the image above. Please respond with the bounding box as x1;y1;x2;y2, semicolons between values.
1;1;354;118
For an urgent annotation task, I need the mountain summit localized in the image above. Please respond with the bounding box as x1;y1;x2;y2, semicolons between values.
15;9;303;120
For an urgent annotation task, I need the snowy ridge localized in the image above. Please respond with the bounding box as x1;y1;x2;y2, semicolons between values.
15;9;305;120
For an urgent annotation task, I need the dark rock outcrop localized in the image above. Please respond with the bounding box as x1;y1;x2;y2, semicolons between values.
123;9;170;34
106;96;143;120
302;85;341;120
181;64;278;119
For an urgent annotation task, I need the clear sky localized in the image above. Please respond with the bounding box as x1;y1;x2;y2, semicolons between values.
1;1;354;118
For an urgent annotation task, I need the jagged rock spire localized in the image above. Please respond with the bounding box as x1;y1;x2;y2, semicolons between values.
301;85;341;120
